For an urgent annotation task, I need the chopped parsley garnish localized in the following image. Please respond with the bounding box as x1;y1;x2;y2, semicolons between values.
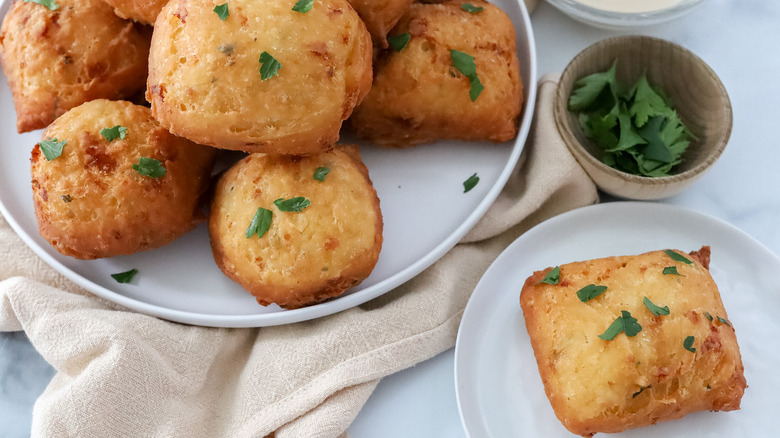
461;3;484;13
577;284;607;302
704;312;714;322
292;0;313;13
643;296;670;316
463;173;479;192
599;310;642;340
274;197;311;212
100;125;127;141
39;139;66;161
537;266;560;285
662;266;681;276
24;0;59;11
717;316;731;327
111;269;138;284
259;51;282;81
664;250;692;264
313;167;330;181
450;50;483;102
213;3;229;20
218;43;235;55
684;335;696;353
132;157;166;178
246;207;273;239
61;195;72;203
387;33;411;52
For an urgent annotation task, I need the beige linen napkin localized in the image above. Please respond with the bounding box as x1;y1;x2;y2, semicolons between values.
0;74;597;438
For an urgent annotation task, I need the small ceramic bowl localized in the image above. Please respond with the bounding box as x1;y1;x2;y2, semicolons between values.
554;35;732;200
545;0;704;29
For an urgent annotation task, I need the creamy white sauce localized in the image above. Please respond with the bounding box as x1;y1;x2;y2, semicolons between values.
573;0;686;13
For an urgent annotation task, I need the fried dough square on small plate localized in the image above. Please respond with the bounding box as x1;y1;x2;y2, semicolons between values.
0;0;151;133
349;0;523;147
519;247;746;437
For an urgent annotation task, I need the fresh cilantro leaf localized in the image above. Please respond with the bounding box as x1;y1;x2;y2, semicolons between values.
461;3;483;13
664;250;692;264
111;269;138;284
580;110;618;151
463;173;479;193
246;207;273;239
24;0;59;11
577;284;607;302
313;167;330;181
663;266;681;275
274;197;311;212
704;312;714;322
638;116;675;164
387;33;410;52
259;51;282;81
450;50;483;102
213;3;229;20
643;296;670;316
599;310;642;340
717;316;732;327
629;76;668;127
292;0;313;13
132;157;166;178
39;139;66;161
568;60;617;111
610;104;646;152
100;125;127;141
537;266;560;285
683;335;696;353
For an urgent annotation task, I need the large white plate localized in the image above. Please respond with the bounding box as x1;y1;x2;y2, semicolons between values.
0;0;537;327
455;202;780;437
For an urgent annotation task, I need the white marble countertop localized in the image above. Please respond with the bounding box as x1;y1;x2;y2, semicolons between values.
3;0;780;436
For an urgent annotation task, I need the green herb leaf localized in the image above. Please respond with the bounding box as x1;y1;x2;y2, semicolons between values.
39;139;66;161
577;284;607;302
599;310;642;340
704;312;713;322
683;335;696;353
292;0;313;13
387;33;411;52
643;296;670;316
450;50;483;102
100;125;127;141
664;250;693;264
213;3;229;20
717;316;732;327
537;266;560;285
463;173;479;193
461;3;483;13
132;157;166;178
24;0;59;11
313;167;330;181
246;207;273;239
111;269;138;284
259;51;282;81
612;104;646;152
568;60;617;111
274;197;311;212
638;116;675;164
663;266;681;276
468;74;484;102
629;76;668;127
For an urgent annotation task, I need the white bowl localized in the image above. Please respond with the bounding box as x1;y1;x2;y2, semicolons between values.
545;0;704;29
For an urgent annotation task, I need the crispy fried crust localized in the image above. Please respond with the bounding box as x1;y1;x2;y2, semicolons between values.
209;146;383;309
520;247;745;436
0;0;151;133
147;0;372;155
31;99;215;259
348;0;413;47
349;0;522;147
100;0;169;25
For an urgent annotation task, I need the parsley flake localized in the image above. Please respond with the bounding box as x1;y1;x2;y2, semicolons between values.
259;51;282;81
450;50;483;102
111;269;138;284
599;310;642;340
461;3;484;13
274;197;310;212
664;250;692;264
61;194;72;203
577;284;607;302
387;33;411;52
100;125;127;141
643;296;670;316
704;312;714;322
292;0;314;13
246;207;273;239
717;316;732;327
132;157;166;178
684;335;696;353
24;0;59;11
537;266;560;285
463;173;479;192
213;3;229;20
313;167;330;181
663;266;681;276
39;139;66;161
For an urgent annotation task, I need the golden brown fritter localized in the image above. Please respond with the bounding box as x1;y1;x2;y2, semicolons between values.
147;0;373;155
31;99;215;259
348;0;413;47
100;0;169;25
520;247;745;437
0;0;151;133
349;0;523;147
209;146;383;309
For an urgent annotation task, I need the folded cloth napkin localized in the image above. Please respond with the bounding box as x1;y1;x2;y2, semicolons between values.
0;74;597;438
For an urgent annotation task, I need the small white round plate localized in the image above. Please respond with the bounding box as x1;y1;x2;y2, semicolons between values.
455;202;780;437
0;0;537;327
